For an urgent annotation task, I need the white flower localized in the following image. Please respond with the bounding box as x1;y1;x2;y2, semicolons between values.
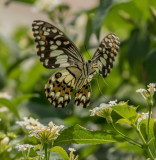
33;0;62;12
136;89;146;93
68;147;76;152
16;117;42;131
0;92;12;100
147;83;156;94
48;121;54;128
1;137;9;145
0;107;9;112
29;122;64;143
137;112;149;124
15;144;33;152
147;88;156;92
147;83;156;88
108;100;117;106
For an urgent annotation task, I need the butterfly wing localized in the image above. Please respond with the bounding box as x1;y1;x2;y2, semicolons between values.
45;66;85;108
75;82;90;108
92;33;120;78
32;20;85;69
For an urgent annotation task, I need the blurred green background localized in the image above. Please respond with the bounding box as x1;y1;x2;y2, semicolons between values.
0;0;156;159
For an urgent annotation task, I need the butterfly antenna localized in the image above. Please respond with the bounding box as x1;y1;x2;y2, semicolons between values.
84;45;92;59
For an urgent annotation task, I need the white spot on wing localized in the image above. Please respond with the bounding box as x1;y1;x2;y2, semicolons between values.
100;57;106;66
50;45;58;50
50;50;64;57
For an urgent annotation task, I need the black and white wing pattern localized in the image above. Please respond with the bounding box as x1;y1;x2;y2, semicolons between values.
32;20;85;69
92;33;120;78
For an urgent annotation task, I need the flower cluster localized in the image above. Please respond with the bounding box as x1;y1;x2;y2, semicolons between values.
16;117;42;131
16;117;64;144
90;100;117;123
136;83;156;105
15;144;34;152
29;121;64;144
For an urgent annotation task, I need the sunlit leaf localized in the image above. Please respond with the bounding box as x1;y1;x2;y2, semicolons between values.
49;146;69;160
55;124;124;145
112;102;137;123
116;118;131;126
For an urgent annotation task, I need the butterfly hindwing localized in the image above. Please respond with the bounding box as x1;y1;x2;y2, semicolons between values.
92;33;120;78
44;68;77;108
32;20;85;69
75;82;90;108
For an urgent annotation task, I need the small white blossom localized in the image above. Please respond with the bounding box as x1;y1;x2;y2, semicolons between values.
147;83;156;88
33;0;62;12
0;92;12;100
136;89;146;93
16;117;42;131
90;103;112;116
0;107;9;112
108;100;117;106
147;88;156;92
90;103;112;122
15;144;34;152
68;148;76;152
1;137;9;145
137;112;149;124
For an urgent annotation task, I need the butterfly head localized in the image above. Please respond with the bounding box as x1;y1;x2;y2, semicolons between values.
86;60;98;77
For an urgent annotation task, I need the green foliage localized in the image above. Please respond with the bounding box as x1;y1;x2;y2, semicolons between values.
0;0;156;159
49;146;69;160
55;124;123;146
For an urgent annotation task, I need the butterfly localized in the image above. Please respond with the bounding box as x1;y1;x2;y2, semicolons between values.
32;20;120;108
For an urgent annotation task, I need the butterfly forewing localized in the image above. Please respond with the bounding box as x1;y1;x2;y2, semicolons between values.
32;20;85;69
92;33;120;78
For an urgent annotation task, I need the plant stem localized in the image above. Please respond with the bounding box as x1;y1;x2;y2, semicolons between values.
133;125;154;160
147;102;152;139
110;123;142;148
45;144;48;160
22;151;27;160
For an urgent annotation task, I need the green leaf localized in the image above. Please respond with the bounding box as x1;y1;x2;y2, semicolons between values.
54;124;124;145
92;0;113;39
145;48;156;83
84;14;92;48
6;0;36;5
127;27;150;78
112;102;137;123
140;119;156;157
116;118;131;126
49;146;69;160
0;98;19;119
12;93;39;106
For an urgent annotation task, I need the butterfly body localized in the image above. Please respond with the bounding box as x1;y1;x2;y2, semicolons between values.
32;20;120;108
